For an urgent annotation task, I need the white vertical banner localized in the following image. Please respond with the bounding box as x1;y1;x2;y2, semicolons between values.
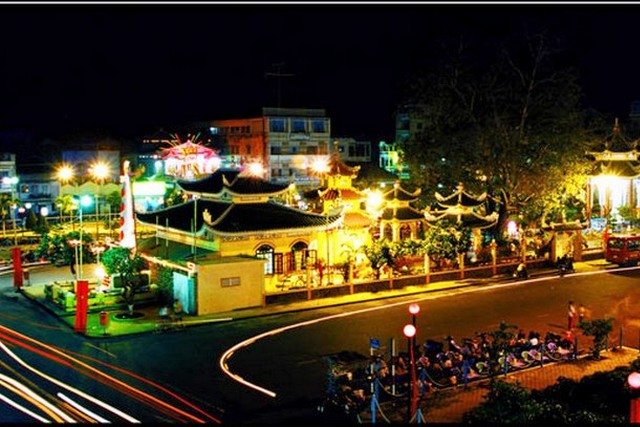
119;160;137;250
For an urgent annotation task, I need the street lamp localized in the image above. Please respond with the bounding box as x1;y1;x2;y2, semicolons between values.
629;372;640;423
74;195;93;279
409;303;420;327
403;323;419;422
55;164;75;228
89;161;110;241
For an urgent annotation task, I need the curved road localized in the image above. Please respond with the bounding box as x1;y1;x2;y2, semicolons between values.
2;265;640;423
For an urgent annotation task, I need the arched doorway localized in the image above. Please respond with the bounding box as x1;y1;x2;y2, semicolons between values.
290;241;308;271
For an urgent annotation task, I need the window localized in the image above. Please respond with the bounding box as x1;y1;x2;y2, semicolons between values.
270;146;281;155
291;119;306;133
245;145;252;155
291;242;308;270
270;119;286;133
306;146;317;155
220;277;241;287
230;145;239;155
290;146;298;154
628;240;640;251
256;245;275;275
274;253;283;274
312;119;325;133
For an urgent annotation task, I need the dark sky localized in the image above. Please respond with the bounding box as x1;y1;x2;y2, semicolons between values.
0;4;639;147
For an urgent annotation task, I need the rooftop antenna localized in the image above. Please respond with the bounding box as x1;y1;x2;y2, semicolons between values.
265;62;295;109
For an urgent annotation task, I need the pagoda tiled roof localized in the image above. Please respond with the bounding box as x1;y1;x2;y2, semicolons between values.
344;212;373;228
136;199;229;233
383;182;421;202
593;160;640;177
176;170;240;194
207;202;341;235
381;207;425;221
224;175;291;195
424;209;498;230
327;152;360;177
137;199;342;236
587;119;639;154
435;183;486;208
176;169;290;197
318;188;365;201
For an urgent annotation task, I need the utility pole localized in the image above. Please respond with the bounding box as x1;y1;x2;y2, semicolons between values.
265;62;295;109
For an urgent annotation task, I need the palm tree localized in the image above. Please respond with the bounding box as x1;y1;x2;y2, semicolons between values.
0;193;19;237
55;194;76;225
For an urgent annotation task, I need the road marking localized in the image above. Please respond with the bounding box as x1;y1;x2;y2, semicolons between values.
83;342;116;359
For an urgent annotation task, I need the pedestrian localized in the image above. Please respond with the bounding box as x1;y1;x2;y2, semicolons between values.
578;303;586;324
567;300;577;330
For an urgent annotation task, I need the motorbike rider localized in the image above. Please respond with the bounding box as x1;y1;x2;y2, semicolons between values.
513;262;528;279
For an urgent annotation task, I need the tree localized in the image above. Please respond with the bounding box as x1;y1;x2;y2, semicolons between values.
101;247;147;316
0;193;18;236
164;187;185;207
25;209;38;230
422;221;472;266
402;30;593;232
578;317;614;360
362;239;395;279
55;194;76;224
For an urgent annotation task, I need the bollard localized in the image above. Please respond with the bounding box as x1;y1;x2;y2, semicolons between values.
99;310;109;336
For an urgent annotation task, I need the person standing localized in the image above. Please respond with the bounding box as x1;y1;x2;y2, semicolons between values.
578;303;586;324
567;301;577;330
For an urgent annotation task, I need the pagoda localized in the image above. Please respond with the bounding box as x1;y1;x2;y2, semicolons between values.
378;181;425;241
585;118;640;220
424;183;499;230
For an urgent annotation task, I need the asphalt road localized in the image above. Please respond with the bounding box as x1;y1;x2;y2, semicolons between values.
1;265;640;423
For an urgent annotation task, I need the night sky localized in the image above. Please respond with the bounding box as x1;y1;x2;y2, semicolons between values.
0;4;639;149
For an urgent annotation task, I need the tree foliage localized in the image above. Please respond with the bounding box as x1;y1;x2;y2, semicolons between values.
422;221;472;262
578;317;614;359
101;247;147;314
402;31;594;231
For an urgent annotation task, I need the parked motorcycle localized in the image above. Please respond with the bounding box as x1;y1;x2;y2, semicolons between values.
513;263;529;280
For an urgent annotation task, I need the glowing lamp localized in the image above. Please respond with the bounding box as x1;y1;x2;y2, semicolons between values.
55;164;75;182
95;266;106;280
24;203;32;209
40;207;48;217
247;162;264;176
80;195;93;207
629;372;640;389
403;324;416;338
409;303;420;315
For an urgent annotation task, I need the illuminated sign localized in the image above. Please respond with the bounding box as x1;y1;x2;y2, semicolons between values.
132;181;166;196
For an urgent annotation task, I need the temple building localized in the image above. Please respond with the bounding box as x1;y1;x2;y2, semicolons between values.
378;181;425;241
586;119;640;223
308;150;374;265
136;169;342;314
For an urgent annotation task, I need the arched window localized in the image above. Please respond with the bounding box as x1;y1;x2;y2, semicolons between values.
290;241;308;271
256;244;275;275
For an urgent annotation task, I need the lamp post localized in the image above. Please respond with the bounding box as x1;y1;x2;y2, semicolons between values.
89;161;110;242
55;164;75;228
75;195;92;280
403;323;419;422
68;239;80;280
409;303;420;327
629;372;640;423
10;204;17;246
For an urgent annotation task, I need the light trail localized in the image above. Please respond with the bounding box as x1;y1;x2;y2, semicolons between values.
0;391;51;423
0;373;76;422
0;340;142;423
58;392;111;423
219;265;640;398
0;326;218;423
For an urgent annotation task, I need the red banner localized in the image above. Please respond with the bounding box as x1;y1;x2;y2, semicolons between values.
12;247;22;290
74;280;89;334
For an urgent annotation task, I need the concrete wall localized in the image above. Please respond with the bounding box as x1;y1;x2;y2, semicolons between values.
195;257;264;315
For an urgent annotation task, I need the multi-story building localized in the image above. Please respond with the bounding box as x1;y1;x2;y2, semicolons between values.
205;107;332;186
334;137;371;163
383;104;426;180
0;153;18;197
